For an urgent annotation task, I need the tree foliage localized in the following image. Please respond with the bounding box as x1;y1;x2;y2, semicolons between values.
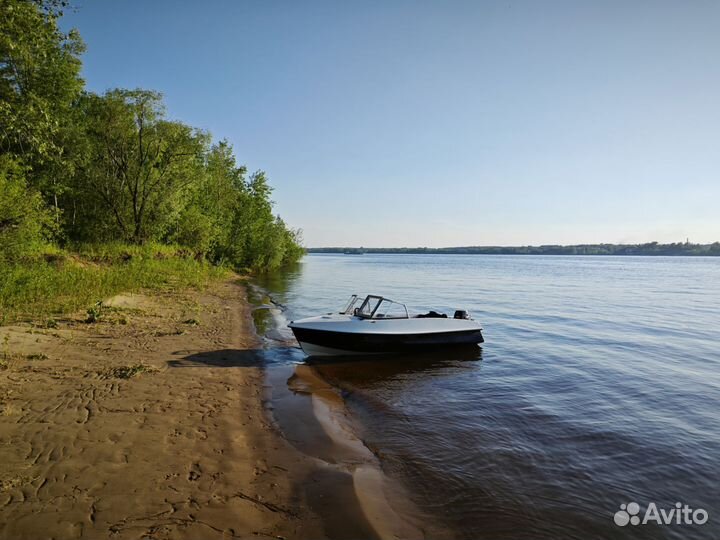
0;0;83;166
71;89;208;242
0;0;303;270
0;155;54;261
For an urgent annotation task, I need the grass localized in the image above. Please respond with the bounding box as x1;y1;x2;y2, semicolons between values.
101;363;158;379
0;243;229;324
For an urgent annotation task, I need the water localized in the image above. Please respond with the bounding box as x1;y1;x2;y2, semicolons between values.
255;254;720;539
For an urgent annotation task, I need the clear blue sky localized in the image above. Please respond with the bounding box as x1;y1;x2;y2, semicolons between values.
62;0;720;247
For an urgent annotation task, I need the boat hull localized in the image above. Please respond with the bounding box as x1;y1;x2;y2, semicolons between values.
290;326;484;357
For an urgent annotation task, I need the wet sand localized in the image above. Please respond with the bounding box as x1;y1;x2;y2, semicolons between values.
0;278;336;539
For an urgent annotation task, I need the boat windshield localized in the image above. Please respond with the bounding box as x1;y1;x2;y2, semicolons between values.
341;295;361;314
353;295;409;319
372;298;409;319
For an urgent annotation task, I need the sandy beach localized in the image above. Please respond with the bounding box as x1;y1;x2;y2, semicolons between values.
0;278;331;539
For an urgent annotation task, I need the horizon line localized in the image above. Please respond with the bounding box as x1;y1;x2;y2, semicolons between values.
307;241;719;250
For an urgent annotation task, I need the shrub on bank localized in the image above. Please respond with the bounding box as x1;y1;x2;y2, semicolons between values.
0;157;55;263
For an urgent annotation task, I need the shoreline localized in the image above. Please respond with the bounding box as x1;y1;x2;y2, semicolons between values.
0;275;428;540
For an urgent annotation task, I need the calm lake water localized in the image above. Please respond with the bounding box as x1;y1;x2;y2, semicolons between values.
255;254;720;540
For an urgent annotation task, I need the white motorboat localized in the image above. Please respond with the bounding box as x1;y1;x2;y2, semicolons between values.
288;294;484;357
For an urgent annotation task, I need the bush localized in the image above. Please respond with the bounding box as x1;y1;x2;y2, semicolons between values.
0;157;54;262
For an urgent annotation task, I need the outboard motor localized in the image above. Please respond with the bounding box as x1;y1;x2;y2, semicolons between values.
454;309;470;320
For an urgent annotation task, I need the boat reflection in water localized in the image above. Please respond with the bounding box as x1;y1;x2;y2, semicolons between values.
301;344;483;387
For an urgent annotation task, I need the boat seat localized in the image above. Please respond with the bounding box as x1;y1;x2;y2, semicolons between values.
415;311;448;319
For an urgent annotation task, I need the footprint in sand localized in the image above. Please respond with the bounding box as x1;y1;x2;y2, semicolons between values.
187;463;202;481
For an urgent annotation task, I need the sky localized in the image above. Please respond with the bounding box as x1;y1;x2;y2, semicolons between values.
61;0;720;247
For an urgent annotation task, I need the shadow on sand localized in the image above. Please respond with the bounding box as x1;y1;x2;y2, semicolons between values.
166;348;271;368
167;344;482;373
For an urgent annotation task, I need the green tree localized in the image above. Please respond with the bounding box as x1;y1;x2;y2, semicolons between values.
168;140;247;259
72;89;208;243
0;0;84;163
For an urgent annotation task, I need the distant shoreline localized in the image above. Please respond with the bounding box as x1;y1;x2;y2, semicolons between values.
308;242;720;256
